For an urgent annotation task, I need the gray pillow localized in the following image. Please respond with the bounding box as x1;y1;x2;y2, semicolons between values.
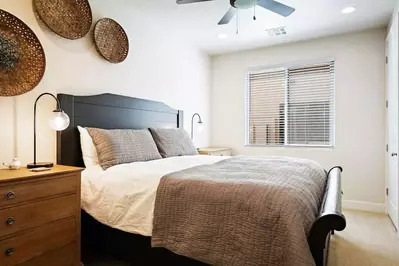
86;128;162;170
149;128;198;158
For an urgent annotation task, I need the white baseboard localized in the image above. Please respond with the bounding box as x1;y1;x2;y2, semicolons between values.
343;200;386;213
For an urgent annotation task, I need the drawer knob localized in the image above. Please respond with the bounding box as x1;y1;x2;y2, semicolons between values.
6;217;15;225
5;192;15;200
5;248;13;256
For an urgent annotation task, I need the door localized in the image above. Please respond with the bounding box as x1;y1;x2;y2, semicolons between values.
386;22;399;230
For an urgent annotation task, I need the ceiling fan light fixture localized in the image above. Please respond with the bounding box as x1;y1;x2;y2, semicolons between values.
341;6;356;14
179;0;295;26
218;33;228;39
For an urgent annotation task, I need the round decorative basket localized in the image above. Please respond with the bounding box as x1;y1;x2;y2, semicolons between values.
0;9;46;97
93;18;129;64
33;0;92;40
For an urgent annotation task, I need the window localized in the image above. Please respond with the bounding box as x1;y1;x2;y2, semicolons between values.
246;61;335;147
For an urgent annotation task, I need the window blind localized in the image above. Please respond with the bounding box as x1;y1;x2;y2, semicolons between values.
247;69;286;145
246;61;335;147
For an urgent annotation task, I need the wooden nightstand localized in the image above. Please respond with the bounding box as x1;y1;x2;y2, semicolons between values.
0;165;83;266
198;147;232;156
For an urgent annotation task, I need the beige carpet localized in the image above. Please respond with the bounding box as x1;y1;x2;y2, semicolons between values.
329;210;399;266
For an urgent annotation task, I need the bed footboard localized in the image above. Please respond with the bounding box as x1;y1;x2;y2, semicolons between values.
308;166;346;266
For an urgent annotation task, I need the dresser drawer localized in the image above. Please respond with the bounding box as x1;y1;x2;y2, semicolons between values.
17;243;75;266
0;218;76;265
0;195;77;238
202;150;231;156
0;175;77;207
211;150;231;156
198;148;232;156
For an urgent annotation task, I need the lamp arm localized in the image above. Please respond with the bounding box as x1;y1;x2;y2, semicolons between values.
33;93;60;165
34;93;61;110
191;113;202;139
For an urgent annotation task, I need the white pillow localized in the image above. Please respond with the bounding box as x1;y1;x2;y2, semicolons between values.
77;126;100;169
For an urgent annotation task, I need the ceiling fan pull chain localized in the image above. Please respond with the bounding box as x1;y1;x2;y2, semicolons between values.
236;9;239;34
253;5;256;20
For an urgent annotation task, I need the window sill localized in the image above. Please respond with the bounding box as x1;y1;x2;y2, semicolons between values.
244;144;335;149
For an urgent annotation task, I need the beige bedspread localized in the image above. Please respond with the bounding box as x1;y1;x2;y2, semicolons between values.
152;156;327;266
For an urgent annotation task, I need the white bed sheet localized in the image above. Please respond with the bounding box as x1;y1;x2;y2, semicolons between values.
81;155;228;236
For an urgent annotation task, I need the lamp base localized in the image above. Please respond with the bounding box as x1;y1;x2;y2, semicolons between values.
27;162;54;169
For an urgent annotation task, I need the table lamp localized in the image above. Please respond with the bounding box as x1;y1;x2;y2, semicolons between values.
191;113;203;140
27;93;70;169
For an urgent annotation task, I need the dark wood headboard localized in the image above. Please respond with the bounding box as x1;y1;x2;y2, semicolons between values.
56;93;183;167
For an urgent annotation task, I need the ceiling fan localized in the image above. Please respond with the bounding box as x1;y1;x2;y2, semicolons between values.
176;0;295;25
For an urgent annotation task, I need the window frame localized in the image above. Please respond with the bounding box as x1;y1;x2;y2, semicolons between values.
244;59;336;148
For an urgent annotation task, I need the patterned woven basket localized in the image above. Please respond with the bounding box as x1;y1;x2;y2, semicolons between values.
0;9;46;97
33;0;92;40
93;18;129;64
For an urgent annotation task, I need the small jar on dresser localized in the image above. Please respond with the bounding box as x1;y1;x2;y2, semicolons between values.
198;147;232;156
0;165;83;266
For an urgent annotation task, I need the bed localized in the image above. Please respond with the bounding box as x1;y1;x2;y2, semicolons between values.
56;93;346;266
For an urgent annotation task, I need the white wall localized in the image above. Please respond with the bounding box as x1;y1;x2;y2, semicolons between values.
211;28;387;206
0;0;211;165
389;0;399;30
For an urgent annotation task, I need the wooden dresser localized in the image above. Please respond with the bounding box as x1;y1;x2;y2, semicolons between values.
0;165;83;266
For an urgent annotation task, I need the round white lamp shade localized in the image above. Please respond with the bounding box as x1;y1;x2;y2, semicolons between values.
50;111;70;131
197;122;204;132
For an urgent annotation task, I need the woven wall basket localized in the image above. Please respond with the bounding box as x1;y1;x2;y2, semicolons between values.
34;0;92;40
0;9;46;97
94;18;129;64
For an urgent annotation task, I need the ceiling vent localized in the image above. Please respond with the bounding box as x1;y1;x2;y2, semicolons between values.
267;27;287;36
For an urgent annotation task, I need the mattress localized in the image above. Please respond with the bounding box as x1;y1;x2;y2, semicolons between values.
81;155;228;236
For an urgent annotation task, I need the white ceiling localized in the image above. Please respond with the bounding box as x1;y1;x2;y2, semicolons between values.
124;0;397;54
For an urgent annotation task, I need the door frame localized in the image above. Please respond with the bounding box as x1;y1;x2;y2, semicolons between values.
386;13;399;231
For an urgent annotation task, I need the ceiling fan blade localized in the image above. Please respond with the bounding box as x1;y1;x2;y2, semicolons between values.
176;0;214;4
257;0;295;17
218;7;237;25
